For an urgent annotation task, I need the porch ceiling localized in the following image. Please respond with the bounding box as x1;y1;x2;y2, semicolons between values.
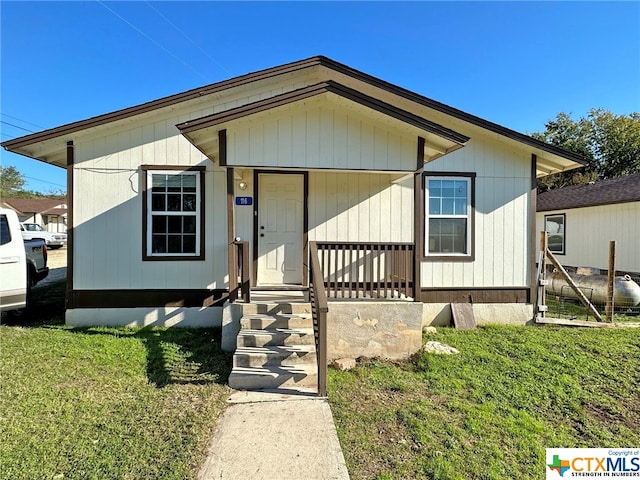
177;81;470;165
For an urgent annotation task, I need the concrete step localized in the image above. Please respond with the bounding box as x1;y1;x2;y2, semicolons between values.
228;364;318;391
233;345;317;368
240;313;313;330
236;328;315;347
240;303;312;315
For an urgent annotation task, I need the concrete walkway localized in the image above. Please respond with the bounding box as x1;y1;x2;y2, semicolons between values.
198;390;350;480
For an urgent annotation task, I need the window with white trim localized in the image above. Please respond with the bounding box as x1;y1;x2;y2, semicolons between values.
544;213;565;255
425;176;472;257
145;169;203;258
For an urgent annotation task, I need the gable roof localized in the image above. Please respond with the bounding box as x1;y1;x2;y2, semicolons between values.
177;80;470;164
2;55;587;173
537;173;640;211
2;198;67;216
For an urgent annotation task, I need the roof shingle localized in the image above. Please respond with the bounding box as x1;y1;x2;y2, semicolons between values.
1;198;67;215
537;174;640;211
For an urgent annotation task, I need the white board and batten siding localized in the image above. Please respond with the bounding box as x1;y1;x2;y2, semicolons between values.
537;202;640;274
72;113;229;291
232;170;414;281
308;171;413;243
225;101;418;172
422;137;533;289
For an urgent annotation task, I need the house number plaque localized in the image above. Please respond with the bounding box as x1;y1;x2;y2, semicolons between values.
235;196;253;206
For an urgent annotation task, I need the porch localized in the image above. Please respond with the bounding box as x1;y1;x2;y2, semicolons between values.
229;240;418;304
226;240;423;396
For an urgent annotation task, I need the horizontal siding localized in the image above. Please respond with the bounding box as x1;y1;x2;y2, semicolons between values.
421;137;532;289
227;102;417;171
536;202;640;273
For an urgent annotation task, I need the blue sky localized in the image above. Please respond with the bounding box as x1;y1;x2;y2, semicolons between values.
1;1;639;193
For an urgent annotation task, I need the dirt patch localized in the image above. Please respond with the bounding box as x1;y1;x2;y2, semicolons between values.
46;245;67;269
34;246;67;289
583;397;640;433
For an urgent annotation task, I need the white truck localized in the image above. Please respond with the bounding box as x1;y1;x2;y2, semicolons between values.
0;208;49;315
21;222;67;249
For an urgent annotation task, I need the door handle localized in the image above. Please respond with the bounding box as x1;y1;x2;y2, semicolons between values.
260;233;264;237
0;256;20;264
260;226;265;230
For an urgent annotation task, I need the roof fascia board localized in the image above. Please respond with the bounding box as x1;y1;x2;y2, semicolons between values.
177;80;470;146
3;54;586;166
537;198;640;212
314;56;587;166
1;56;325;151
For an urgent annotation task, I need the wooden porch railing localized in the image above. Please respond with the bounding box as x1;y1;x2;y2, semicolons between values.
309;241;328;397
315;242;415;300
229;240;250;303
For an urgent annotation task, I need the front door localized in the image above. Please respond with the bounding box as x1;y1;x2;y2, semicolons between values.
257;174;304;285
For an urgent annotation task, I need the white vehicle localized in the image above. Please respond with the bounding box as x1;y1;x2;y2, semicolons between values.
21;222;67;249
1;208;49;314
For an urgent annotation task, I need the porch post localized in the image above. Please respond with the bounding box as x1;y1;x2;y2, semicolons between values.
227;166;237;301
529;154;537;306
413;137;425;301
66;141;74;309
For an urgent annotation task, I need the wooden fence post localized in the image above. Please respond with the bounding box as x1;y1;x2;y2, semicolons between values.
606;241;616;323
535;231;548;320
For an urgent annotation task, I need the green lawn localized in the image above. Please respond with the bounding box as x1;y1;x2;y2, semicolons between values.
328;326;640;480
0;282;232;480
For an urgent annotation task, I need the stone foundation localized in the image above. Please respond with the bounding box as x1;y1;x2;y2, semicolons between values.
327;301;423;361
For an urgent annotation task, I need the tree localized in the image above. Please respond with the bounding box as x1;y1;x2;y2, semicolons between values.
0;166;26;196
0;166;65;199
532;109;640;191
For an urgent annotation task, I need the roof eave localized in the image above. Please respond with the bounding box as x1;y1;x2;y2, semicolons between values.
0;56;326;153
2;55;588;168
177;80;470;164
315;56;589;167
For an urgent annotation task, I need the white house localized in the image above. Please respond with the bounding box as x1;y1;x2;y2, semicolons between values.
537;174;640;275
3;56;585;330
2;198;68;233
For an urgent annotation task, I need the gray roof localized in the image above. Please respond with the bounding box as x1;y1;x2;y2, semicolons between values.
537;173;640;211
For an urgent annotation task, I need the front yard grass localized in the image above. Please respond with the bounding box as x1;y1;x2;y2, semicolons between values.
329;325;640;480
1;311;232;479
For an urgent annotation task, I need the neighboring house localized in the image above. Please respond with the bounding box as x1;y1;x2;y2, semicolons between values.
2;56;584;331
1;198;68;233
537;174;640;275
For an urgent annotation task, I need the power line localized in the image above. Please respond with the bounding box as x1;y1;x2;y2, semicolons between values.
0;121;35;133
96;0;211;83
0;113;46;130
24;175;66;188
143;1;232;76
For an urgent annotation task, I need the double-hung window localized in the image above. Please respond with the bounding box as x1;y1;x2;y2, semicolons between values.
142;166;205;260
425;174;474;258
